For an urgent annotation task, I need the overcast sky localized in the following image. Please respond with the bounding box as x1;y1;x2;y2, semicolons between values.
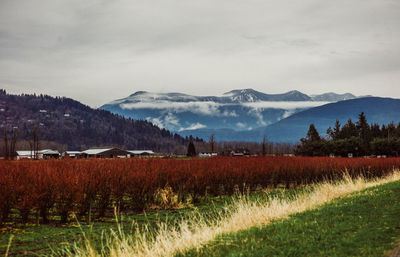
1;0;400;107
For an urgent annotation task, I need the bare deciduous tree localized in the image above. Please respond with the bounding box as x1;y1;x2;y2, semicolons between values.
209;134;215;153
2;127;19;160
262;135;267;156
29;126;40;160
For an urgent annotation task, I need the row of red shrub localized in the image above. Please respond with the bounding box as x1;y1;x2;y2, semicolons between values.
1;156;399;225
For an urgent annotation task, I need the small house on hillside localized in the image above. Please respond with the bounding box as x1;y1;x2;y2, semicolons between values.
81;148;131;158
128;150;155;157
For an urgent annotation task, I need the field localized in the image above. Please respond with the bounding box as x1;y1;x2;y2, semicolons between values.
1;156;400;256
180;179;400;257
0;187;306;256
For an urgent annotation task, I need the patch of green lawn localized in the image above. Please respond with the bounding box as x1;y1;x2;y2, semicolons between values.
179;181;400;257
0;187;308;256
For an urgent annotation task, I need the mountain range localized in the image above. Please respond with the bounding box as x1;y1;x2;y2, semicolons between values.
101;89;381;142
101;89;361;134
262;97;400;142
3;88;399;147
178;97;400;142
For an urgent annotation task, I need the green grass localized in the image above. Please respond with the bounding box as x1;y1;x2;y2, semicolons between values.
0;187;307;256
178;180;400;257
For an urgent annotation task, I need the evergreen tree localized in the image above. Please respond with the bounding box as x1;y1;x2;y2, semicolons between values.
187;141;196;157
387;122;396;140
306;124;321;141
295;124;326;156
395;123;400;138
370;123;381;139
356;112;370;142
341;119;358;138
327;120;341;140
356;112;371;155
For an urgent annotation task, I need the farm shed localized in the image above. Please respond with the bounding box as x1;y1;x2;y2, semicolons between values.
62;151;83;158
16;149;60;160
16;150;34;160
81;148;131;158
128;150;155;157
40;149;61;159
198;152;218;158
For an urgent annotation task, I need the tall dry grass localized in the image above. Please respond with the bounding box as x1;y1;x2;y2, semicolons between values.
62;171;400;257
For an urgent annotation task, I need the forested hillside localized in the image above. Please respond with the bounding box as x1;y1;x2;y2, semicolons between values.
0;90;194;152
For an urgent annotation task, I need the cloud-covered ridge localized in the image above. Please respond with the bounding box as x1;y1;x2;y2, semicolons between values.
120;100;328;115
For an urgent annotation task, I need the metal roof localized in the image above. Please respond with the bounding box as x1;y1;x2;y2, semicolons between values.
82;148;112;155
128;150;155;155
16;150;34;156
64;151;82;154
16;149;60;156
40;149;60;155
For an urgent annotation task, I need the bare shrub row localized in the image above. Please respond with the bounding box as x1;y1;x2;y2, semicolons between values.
0;157;399;225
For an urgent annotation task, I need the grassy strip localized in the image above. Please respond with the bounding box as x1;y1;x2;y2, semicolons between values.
0;188;305;256
179;180;400;257
58;173;400;257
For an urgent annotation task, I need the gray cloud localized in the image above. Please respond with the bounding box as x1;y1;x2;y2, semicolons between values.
1;0;400;106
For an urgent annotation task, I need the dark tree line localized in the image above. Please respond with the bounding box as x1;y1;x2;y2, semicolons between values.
295;112;400;157
185;133;295;157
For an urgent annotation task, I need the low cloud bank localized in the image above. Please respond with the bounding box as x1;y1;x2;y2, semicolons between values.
121;101;328;116
179;123;207;131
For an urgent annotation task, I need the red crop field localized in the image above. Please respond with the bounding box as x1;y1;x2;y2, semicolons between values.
1;156;400;225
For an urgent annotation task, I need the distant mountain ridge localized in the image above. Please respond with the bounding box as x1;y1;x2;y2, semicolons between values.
113;89;358;104
178;97;400;143
101;89;366;137
223;89;312;102
261;96;400;142
3;89;396;147
310;92;356;102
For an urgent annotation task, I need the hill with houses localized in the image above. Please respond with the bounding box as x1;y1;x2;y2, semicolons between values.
0;90;198;153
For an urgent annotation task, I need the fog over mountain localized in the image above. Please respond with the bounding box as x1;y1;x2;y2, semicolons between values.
101;89;365;138
176;97;400;142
